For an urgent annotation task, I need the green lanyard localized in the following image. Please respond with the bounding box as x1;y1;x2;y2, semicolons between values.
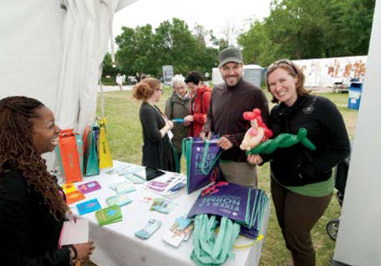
257;194;268;231
200;139;223;176
249;191;268;230
182;137;192;179
191;214;241;265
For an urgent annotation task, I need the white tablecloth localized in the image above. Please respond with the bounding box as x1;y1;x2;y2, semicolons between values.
71;161;270;266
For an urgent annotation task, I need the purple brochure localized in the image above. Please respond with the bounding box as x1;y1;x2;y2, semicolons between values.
77;181;101;194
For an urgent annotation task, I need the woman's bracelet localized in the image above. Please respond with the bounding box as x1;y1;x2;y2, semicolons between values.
68;245;78;260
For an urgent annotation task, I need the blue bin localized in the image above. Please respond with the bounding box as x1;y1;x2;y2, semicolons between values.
347;82;362;110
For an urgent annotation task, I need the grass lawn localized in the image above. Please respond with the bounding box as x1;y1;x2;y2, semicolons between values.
96;87;358;266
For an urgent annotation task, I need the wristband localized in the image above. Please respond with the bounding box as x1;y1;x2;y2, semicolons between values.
69;245;78;260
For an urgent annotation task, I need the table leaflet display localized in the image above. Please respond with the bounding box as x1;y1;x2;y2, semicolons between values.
64;161;270;266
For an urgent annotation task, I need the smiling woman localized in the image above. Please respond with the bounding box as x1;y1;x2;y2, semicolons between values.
31;105;61;154
252;60;351;266
0;96;94;266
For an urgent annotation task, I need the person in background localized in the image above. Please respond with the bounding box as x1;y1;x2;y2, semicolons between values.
202;47;269;187
183;71;211;137
116;73;123;91
132;78;178;172
165;74;190;165
0;96;94;266
248;59;350;266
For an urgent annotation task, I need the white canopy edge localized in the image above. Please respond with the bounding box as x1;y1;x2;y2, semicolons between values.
334;1;381;265
0;0;138;133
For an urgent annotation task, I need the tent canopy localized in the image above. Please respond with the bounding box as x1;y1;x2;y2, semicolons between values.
0;0;137;132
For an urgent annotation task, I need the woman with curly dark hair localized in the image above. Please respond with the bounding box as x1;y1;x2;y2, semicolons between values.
0;96;94;266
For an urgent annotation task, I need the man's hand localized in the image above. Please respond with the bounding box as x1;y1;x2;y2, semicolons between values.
200;131;211;141
217;136;233;150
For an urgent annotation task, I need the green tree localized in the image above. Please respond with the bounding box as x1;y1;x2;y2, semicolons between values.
113;18;219;79
209;34;229;51
192;25;219;75
115;26;139;76
115;25;160;76
102;53;119;77
238;0;375;65
238;20;280;66
266;0;332;59
133;25;158;75
338;0;375;55
155;18;198;74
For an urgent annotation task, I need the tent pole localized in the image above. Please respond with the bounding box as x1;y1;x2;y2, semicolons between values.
99;63;105;118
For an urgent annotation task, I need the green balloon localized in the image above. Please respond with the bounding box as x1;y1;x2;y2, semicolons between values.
247;128;316;155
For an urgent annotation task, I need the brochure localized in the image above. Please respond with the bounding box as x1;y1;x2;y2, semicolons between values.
65;190;85;205
104;163;144;176
95;205;123;226
162;216;194;247
150;198;178;214
109;181;136;194
122;173;146;184
61;183;76;194
76;199;101;215
77;180;101;194
142;173;186;198
106;193;132;207
60;218;89;246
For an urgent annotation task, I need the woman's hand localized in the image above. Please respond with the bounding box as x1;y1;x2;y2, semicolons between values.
73;241;95;261
160;120;173;137
247;154;263;165
166;120;174;129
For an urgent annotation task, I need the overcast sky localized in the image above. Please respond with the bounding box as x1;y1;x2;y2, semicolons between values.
113;0;272;41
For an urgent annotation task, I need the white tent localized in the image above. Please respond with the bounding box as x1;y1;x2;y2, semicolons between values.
333;1;381;265
0;0;138;132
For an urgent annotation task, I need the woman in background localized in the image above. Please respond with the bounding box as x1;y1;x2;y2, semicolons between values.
183;71;211;137
0;96;94;266
133;78;178;172
165;74;190;165
248;60;350;266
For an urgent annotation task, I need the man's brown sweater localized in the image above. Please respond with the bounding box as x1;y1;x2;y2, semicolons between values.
204;78;269;162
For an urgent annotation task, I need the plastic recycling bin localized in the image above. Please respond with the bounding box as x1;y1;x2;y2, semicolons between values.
347;82;362;110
